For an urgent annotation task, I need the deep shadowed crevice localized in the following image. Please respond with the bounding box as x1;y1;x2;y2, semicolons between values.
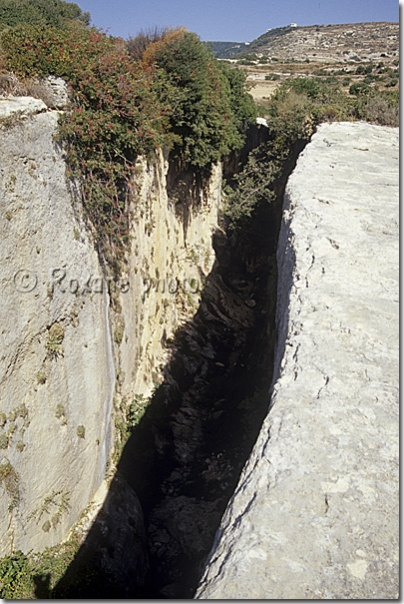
52;131;308;600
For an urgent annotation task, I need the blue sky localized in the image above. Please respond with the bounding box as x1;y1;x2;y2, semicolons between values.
76;0;399;42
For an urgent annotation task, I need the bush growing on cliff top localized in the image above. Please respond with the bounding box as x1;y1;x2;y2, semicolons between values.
1;23;169;262
0;0;90;30
0;23;255;266
144;29;256;166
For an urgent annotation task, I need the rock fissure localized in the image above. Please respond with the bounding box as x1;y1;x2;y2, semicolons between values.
0;91;397;600
46;125;306;599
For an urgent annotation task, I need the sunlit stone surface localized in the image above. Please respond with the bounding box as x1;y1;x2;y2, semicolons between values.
196;122;399;599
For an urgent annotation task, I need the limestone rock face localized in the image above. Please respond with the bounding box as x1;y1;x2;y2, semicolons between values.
0;96;47;118
41;76;70;109
196;122;399;599
0;100;115;554
0;96;221;559
118;155;221;401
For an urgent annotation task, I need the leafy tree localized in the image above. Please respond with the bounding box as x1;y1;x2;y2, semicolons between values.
217;62;257;134
0;0;90;30
151;30;253;167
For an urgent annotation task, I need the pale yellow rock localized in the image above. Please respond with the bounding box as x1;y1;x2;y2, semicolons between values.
118;151;221;400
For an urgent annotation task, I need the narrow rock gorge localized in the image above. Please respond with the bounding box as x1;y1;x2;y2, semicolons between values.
0;92;398;600
0;93;222;557
0;92;283;597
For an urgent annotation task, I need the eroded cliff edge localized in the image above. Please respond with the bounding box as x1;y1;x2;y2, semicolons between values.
0;96;220;557
0;100;116;554
196;122;399;599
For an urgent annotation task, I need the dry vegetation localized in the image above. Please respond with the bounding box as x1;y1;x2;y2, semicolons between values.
0;70;56;105
245;22;399;64
218;22;399;105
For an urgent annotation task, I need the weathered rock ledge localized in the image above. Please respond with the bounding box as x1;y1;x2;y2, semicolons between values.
196;122;399;599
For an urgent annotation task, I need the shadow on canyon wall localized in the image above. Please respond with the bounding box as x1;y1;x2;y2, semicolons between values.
42;128;306;600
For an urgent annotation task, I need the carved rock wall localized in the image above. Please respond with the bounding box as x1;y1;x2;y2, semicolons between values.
196;122;399;599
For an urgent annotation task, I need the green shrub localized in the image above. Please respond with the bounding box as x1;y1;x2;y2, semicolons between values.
224;153;276;226
113;316;125;346
152;30;254;167
363;74;380;84
239;53;258;61
0;459;20;510
386;77;398;88
16;440;25;453
349;81;370;96
0;551;32;599
36;371;47;384
113;393;150;462
28;490;71;527
0;538;81;599
55;404;66;420
127;394;148;428
45;322;65;358
113;327;124;345
313;68;328;76
42;520;51;532
355;63;373;75
76;425;85;438
0;0;90;30
357;90;399;127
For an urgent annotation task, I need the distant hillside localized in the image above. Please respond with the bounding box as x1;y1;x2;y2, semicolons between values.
213;22;399;64
204;41;249;58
